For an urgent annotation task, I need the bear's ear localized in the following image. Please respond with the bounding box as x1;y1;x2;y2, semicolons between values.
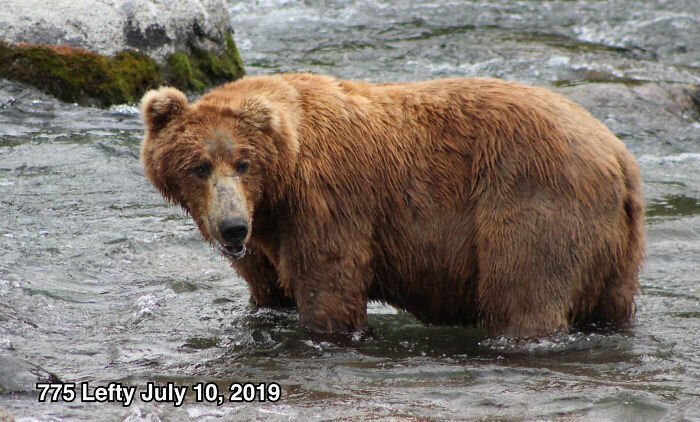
140;87;189;134
237;97;280;134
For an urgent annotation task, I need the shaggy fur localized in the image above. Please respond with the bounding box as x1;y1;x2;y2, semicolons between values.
140;73;644;337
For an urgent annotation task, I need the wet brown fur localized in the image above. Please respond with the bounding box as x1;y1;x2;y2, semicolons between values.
140;73;645;337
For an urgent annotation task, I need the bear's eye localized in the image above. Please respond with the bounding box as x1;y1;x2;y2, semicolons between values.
235;161;249;175
192;163;212;179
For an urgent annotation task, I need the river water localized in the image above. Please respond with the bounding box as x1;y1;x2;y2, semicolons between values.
1;1;699;420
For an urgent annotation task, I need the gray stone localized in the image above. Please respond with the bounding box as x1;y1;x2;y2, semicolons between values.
0;407;13;422
558;82;700;154
0;0;233;63
0;355;60;394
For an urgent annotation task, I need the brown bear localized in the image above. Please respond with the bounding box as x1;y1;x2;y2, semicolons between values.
139;73;644;337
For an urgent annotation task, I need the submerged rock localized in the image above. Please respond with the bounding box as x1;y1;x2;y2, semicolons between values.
0;355;60;394
0;407;13;422
558;82;700;154
0;0;245;106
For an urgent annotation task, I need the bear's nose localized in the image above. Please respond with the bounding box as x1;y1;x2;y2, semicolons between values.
220;218;248;244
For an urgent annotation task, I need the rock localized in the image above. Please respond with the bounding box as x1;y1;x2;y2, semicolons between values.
557;82;700;154
561;82;700;122
0;355;61;394
0;407;14;422
0;0;245;106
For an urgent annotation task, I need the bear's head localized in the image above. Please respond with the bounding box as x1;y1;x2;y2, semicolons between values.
139;86;298;259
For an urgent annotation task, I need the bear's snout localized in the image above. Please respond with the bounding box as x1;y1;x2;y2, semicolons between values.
220;218;248;245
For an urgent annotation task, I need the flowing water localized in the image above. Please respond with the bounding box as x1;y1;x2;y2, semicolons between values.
1;1;699;420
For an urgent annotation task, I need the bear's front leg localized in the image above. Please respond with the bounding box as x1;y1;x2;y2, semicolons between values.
230;249;294;309
290;248;372;334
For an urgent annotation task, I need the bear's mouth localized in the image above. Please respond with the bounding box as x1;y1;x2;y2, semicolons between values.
219;243;247;260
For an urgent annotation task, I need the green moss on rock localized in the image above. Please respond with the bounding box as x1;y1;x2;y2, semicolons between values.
164;33;246;91
111;51;163;102
166;52;204;91
190;33;246;85
0;34;245;107
0;42;162;106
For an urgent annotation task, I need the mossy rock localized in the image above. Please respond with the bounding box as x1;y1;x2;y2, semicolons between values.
0;43;162;106
0;36;245;107
165;33;246;92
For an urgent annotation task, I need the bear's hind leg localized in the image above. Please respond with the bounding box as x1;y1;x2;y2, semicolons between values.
586;266;639;326
479;273;572;338
586;167;643;326
475;207;584;337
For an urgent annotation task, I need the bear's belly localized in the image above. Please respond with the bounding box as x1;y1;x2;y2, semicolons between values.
369;214;481;325
369;266;481;325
